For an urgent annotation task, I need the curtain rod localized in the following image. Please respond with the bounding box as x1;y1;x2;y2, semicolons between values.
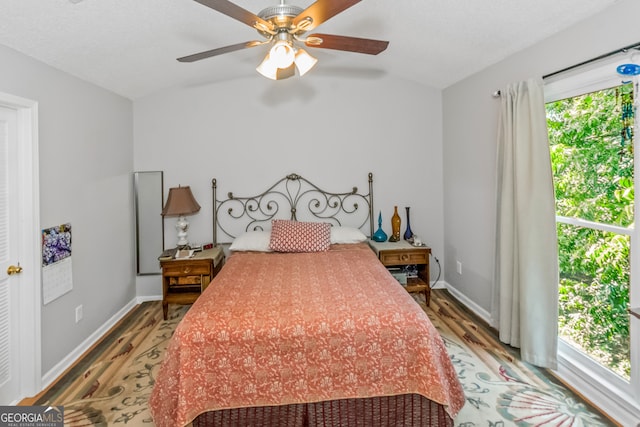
493;40;640;97
543;40;640;80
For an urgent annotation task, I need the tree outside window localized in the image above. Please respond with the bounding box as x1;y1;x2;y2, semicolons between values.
546;83;633;379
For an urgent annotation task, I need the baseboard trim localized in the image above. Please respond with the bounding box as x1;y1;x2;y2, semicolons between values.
136;294;161;304
443;282;492;325
40;298;138;391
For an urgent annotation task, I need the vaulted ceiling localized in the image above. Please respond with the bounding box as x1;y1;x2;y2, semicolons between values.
0;0;619;99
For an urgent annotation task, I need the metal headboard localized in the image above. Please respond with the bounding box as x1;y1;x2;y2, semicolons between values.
212;173;374;245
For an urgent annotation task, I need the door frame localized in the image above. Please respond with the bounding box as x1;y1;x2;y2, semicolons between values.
1;91;41;400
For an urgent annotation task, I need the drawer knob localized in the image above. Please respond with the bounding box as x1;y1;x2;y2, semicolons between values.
401;254;410;262
183;266;191;274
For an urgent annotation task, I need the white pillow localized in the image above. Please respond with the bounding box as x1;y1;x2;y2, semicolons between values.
330;226;368;244
229;231;272;252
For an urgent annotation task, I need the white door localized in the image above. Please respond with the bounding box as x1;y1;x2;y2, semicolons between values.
0;105;21;403
0;93;40;404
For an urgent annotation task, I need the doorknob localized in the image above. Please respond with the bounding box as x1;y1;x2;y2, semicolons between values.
7;264;23;275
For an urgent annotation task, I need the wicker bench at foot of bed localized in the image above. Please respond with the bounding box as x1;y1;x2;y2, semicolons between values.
192;394;453;427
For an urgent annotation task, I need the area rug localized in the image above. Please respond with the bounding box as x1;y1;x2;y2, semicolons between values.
33;290;615;426
421;292;615;426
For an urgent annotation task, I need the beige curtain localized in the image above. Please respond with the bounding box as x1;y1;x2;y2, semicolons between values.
493;78;559;369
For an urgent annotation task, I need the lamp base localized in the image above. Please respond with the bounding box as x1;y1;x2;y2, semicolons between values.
175;215;190;249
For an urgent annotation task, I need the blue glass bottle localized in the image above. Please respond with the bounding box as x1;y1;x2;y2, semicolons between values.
372;211;388;242
403;206;413;241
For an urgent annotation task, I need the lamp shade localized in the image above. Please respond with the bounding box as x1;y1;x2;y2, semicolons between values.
257;53;296;80
162;186;201;217
270;41;295;69
256;52;278;79
295;49;317;76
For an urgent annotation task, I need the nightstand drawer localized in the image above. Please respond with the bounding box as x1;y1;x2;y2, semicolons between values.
379;250;428;265
162;263;211;276
169;275;209;286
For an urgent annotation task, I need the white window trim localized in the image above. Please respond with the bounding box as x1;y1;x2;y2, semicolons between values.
544;55;640;425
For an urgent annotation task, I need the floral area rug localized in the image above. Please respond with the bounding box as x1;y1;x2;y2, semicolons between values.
33;291;615;426
421;292;615;426
34;302;189;426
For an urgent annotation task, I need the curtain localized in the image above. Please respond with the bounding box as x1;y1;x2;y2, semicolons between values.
493;78;559;369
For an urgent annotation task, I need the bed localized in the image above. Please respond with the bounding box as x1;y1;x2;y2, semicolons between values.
149;173;465;427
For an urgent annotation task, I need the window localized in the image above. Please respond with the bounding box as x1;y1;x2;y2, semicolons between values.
545;60;639;416
547;84;632;378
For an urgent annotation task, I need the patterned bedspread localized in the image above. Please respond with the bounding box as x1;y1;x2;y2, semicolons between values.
149;243;464;427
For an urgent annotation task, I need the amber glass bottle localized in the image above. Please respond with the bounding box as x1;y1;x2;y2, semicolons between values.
390;206;401;242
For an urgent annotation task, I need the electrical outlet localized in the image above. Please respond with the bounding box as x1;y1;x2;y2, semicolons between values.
456;261;462;275
75;305;83;323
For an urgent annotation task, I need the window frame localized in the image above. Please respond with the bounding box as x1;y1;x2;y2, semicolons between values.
544;57;640;416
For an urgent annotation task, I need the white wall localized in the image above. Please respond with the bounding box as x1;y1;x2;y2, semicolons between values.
443;0;640;318
0;44;134;374
134;73;445;296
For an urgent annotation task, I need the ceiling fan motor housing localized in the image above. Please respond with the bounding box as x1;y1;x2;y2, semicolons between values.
257;4;305;37
258;4;304;20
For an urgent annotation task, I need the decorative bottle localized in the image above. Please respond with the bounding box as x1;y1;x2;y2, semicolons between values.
404;206;413;242
372;211;388;242
389;206;401;242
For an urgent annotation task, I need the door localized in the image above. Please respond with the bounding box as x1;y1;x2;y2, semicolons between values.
0;93;40;404
0;105;21;403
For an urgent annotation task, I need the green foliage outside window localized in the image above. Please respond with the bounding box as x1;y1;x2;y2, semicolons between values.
546;84;632;378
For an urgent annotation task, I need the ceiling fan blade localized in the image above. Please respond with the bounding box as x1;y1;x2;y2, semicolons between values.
177;41;262;62
305;34;389;55
194;0;274;32
292;0;362;33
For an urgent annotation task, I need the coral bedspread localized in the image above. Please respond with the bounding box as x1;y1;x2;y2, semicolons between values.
149;243;464;427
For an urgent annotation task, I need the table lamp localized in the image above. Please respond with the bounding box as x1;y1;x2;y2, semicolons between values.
162;185;201;249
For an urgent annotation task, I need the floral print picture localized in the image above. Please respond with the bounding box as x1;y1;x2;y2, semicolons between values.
42;223;72;266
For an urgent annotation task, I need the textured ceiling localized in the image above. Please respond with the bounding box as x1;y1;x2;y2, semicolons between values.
0;0;619;99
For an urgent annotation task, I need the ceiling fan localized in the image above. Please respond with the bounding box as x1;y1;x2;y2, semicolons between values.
177;0;389;80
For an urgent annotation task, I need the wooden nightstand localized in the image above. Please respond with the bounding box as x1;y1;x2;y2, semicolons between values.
369;240;432;305
160;246;225;319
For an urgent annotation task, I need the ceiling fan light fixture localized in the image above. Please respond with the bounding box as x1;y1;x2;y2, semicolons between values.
257;46;317;80
294;49;317;76
269;40;295;68
256;53;279;80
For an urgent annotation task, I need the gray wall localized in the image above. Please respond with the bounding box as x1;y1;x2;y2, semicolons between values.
0;44;134;374
442;0;640;320
133;74;445;297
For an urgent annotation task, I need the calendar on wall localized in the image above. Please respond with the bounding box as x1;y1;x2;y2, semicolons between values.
42;223;73;305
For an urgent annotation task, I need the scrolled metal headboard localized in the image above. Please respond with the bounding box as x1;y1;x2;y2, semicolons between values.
212;173;374;245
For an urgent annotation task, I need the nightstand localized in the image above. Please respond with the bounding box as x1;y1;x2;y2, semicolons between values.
369;240;432;305
160;246;225;319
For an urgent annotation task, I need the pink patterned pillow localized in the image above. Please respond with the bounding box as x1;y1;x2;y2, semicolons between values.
269;220;331;252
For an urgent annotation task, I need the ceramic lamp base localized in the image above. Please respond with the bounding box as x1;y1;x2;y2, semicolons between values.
175;215;190;248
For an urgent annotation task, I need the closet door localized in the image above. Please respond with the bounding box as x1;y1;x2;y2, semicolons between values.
0;105;21;403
